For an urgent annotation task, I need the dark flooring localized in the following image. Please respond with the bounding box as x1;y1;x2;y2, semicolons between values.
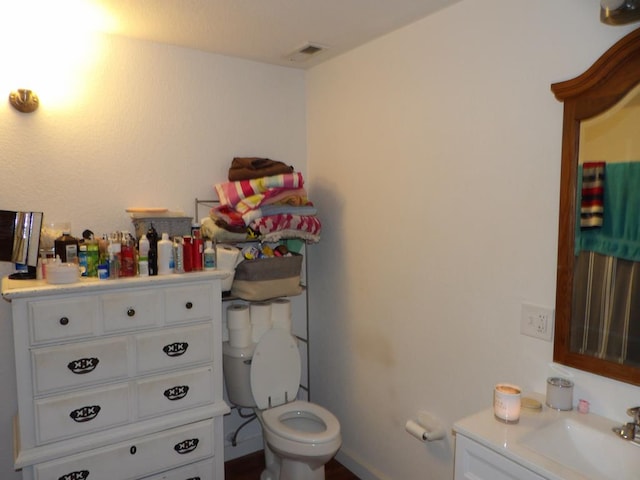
224;450;360;480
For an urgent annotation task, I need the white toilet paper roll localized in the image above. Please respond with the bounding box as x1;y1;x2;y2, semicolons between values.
405;417;446;442
227;304;252;348
227;304;250;329
405;420;429;442
270;298;292;332
250;301;273;342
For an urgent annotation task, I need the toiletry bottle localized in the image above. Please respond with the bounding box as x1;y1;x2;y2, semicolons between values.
86;237;100;277
120;231;136;277
204;240;216;270
78;245;88;276
54;229;79;263
193;230;203;271
138;234;150;277
147;223;158;276
183;236;193;272
157;233;173;275
173;237;185;274
108;233;121;279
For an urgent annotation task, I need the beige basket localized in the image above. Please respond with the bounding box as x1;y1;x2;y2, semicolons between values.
131;216;193;239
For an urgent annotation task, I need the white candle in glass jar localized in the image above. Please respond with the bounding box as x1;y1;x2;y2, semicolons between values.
494;383;522;423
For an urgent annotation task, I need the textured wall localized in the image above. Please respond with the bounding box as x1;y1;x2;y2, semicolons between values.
0;33;305;479
306;1;638;478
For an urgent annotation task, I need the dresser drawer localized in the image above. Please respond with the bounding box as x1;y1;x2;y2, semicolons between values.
102;290;162;333
137;367;214;419
35;383;130;444
34;419;214;480
29;297;98;344
135;324;213;374
165;284;214;325
144;458;214;480
32;337;129;395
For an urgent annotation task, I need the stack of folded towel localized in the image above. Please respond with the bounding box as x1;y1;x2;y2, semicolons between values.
202;157;321;243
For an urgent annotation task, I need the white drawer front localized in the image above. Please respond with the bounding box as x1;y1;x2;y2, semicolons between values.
34;419;214;480
33;337;129;395
29;297;98;344
35;384;130;444
135;324;213;374
145;458;214;480
102;290;162;332
165;284;213;324
137;367;214;419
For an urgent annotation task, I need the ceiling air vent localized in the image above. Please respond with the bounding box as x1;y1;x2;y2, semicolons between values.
287;43;327;63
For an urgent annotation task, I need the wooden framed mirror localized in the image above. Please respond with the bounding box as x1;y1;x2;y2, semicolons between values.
552;27;640;386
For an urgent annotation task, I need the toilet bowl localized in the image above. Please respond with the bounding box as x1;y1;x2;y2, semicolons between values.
223;328;341;480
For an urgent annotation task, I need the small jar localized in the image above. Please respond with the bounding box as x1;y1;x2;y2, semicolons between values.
546;377;574;410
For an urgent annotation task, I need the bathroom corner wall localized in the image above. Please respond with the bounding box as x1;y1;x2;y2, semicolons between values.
0;33;306;478
306;1;637;479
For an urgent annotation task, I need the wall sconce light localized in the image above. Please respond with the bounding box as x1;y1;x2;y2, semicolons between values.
601;0;640;25
9;89;39;113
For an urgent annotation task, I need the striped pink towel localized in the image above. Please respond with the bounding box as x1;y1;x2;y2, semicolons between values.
214;172;304;207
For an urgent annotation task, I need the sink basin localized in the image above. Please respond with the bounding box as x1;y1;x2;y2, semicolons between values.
521;416;640;480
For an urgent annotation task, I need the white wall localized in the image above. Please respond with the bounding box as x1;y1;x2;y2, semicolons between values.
306;1;638;479
2;3;640;480
0;34;305;479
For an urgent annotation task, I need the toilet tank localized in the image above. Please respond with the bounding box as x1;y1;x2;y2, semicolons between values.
222;342;257;408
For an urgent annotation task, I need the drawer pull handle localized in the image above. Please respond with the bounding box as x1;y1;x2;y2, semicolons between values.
67;357;100;375
185;301;193;309
130;445;137;455
186;477;201;480
163;342;189;357
127;308;136;317
174;438;199;455
69;405;101;423
58;469;89;480
164;385;190;401
59;316;70;326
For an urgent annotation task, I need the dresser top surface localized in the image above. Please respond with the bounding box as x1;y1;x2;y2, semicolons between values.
2;270;231;300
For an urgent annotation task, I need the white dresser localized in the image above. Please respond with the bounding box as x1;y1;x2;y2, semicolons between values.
2;272;230;480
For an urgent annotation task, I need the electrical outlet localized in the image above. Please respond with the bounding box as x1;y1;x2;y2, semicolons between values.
521;303;554;341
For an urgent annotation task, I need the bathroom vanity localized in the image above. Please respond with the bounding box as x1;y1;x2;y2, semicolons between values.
2;272;230;480
453;402;640;480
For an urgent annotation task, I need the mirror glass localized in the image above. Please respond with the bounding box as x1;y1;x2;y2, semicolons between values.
571;84;640;368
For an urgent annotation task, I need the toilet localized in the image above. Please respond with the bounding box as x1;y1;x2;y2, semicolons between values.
223;328;342;480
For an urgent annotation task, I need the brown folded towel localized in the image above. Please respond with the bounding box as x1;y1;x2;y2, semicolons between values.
228;157;294;181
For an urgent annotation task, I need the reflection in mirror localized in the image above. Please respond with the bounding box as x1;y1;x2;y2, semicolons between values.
552;27;640;386
572;84;640;367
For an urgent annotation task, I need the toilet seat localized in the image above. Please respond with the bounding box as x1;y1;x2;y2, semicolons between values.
261;400;341;444
250;328;301;410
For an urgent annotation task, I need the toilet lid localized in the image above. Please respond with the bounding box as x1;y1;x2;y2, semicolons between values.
250;328;301;410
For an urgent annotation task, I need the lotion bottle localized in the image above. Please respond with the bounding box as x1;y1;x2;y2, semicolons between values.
138;234;150;277
204;240;216;270
157;233;173;275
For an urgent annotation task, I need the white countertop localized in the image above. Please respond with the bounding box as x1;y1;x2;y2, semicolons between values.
453;395;637;480
2;270;231;300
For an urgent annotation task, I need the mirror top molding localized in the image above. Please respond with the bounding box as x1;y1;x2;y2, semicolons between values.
552;27;640;106
551;27;640;386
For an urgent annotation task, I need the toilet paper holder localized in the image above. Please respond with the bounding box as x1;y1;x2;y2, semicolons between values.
405;411;446;442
